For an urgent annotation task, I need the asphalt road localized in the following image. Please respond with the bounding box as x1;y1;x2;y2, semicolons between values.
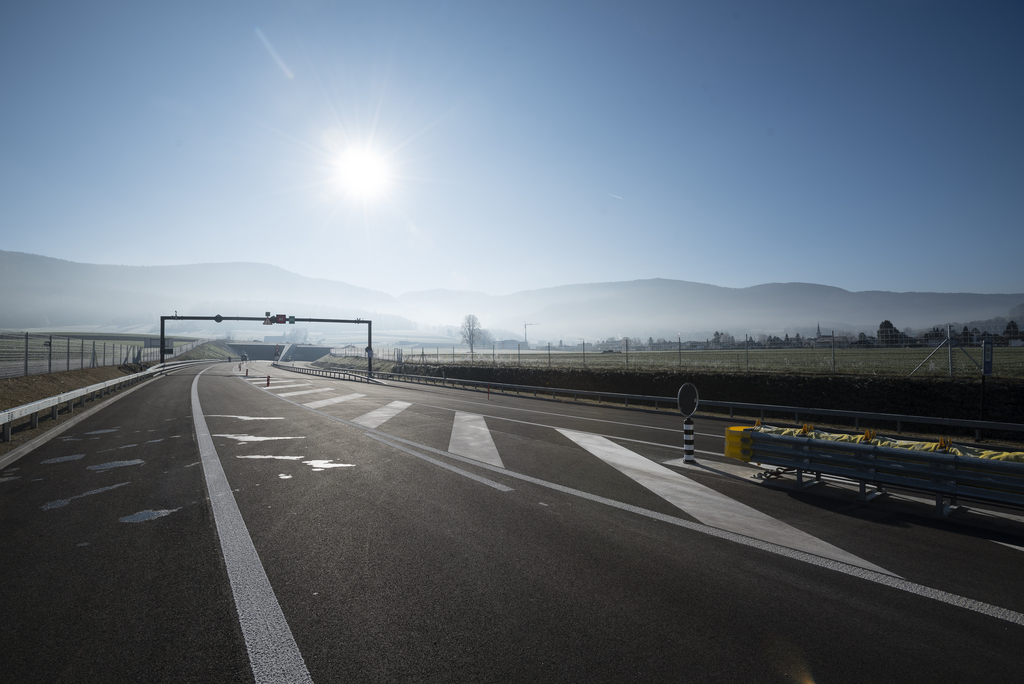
2;360;1022;683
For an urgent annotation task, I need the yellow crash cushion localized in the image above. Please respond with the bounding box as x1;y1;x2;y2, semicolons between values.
725;426;753;462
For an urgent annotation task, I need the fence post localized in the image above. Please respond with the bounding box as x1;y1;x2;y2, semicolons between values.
948;325;953;378
80;339;84;369
745;334;749;372
49;335;53;374
832;330;836;375
66;337;70;371
24;332;29;376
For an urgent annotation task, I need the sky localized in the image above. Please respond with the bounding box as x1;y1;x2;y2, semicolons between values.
2;1;1022;297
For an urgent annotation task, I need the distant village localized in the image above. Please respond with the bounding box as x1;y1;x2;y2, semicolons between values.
493;318;1023;352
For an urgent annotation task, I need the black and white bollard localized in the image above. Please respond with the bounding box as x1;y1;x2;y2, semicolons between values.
677;382;699;464
683;417;696;463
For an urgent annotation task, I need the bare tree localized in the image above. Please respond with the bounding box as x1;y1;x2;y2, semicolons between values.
460;314;486;352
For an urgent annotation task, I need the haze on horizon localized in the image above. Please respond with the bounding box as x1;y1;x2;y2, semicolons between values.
2;1;1022;298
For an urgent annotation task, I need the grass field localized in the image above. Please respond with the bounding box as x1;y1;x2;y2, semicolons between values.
341;345;1024;379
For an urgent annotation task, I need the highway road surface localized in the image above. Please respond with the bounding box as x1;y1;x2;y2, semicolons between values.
2;360;1022;683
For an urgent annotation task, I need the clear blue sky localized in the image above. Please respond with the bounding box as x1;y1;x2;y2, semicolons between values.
2;1;1021;296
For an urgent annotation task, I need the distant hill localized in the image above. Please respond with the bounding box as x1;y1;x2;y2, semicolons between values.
2;250;1021;341
0;250;408;332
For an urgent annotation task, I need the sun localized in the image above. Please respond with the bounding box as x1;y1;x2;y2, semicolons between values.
334;147;390;200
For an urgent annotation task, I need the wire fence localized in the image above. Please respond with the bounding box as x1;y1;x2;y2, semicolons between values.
0;333;207;380
329;330;1024;379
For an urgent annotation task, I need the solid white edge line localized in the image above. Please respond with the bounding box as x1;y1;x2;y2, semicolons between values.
193;368;314;684
233;370;1024;626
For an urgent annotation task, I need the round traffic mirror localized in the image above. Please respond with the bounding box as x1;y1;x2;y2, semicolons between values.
677;383;699;418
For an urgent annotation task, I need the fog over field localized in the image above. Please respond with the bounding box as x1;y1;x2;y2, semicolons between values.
3;251;1021;345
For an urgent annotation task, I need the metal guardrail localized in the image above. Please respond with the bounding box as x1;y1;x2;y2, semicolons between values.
699;400;1024;437
278;364;1024;440
271;363;385;385
745;430;1024;514
274;364;676;407
1;359;225;442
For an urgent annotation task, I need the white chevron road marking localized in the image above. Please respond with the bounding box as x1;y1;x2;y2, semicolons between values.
448;412;504;468
352;401;411;429
558;428;896;576
303;393;366;409
276;387;334;398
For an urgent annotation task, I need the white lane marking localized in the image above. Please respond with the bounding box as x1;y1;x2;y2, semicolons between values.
663;455;761;475
448;412;504;468
994;541;1024;553
213;434;306;443
278;474;292;479
277;388;334;398
367;433;513;492
207;416;286;421
558;429;896;576
414;396;724;439
41;454;85;464
303;393;365;409
303;460;355;471
1;476;20;483
352;401;411;429
248;377;512;492
41;482;130;510
370;428;1024;627
237;455;304;461
87;459;145;471
85;428;121;434
191;369;313;684
120;508;180;523
266;383;312;391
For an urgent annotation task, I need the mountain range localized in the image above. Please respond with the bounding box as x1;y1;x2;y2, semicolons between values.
2;250;1021;343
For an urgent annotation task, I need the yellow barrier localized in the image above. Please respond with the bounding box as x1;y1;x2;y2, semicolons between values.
725;426;753;462
723;424;1024;463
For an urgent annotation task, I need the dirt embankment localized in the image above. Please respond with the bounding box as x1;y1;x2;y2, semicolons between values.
1;364;150;412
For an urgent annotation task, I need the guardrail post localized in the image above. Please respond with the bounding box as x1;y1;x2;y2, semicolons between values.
2;421;10;442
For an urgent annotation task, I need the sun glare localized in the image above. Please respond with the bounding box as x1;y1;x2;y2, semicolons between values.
335;147;390;200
